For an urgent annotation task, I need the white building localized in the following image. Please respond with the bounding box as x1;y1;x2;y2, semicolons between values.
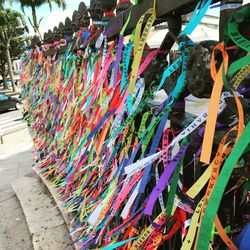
147;14;219;49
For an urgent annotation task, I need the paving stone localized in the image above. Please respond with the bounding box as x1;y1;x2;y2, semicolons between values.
0;158;17;170
12;177;65;234
0;167;18;176
0;185;33;250
17;166;33;177
0;184;15;202
34;167;79;249
33;225;74;250
12;176;73;250
0;174;18;187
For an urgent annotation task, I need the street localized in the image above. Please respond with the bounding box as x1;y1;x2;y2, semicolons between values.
0;109;26;138
0;109;34;250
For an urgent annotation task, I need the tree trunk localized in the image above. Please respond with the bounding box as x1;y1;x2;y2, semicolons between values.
3;73;7;89
31;5;38;30
31;5;42;39
0;62;7;89
1;70;8;89
4;47;16;92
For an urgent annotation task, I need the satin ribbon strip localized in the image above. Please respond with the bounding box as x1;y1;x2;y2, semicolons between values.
19;1;250;249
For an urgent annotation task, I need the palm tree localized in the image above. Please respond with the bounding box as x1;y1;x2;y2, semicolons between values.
0;8;27;91
16;0;66;37
0;0;7;9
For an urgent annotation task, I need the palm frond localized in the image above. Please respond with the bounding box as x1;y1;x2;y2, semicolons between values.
47;0;52;11
28;16;34;28
20;4;25;14
38;16;43;25
53;0;66;10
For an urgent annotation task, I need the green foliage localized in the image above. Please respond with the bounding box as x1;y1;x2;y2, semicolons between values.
17;0;66;10
16;0;66;33
0;8;27;89
0;8;27;59
0;0;7;9
0;39;23;60
0;8;27;47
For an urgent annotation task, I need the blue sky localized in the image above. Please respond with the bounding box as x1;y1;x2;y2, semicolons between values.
4;0;90;35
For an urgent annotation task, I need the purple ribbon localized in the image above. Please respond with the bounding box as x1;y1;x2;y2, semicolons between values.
103;20;123;37
113;36;124;87
144;143;189;216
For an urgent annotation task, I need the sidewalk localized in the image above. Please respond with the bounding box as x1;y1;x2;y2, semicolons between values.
0;128;34;186
0;128;74;250
0;128;34;250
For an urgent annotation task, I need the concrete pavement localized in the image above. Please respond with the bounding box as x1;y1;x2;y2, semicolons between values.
0;126;74;250
0;185;33;250
0;128;34;186
0;128;34;250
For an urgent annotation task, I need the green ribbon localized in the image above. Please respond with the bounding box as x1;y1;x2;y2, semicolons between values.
226;4;250;52
166;138;189;217
197;121;250;250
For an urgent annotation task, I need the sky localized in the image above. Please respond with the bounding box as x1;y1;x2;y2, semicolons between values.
4;0;250;37
4;0;90;36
